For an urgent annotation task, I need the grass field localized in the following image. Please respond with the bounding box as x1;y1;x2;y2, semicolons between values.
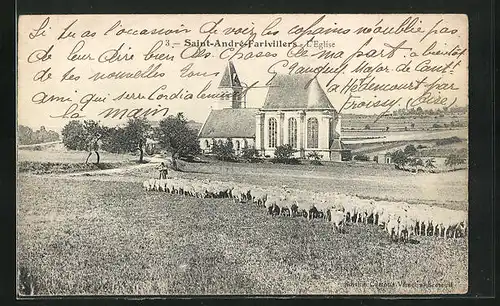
17;147;138;164
17;175;467;295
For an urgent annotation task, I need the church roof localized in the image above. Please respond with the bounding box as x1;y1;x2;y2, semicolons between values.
198;108;258;138
262;74;335;110
219;61;242;88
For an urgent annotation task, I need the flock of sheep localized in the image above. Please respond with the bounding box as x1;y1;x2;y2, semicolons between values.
143;177;468;242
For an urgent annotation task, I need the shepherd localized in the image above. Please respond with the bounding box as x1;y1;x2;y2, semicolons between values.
157;162;168;179
85;133;103;164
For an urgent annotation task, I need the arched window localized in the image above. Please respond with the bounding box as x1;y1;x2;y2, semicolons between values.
235;140;240;151
243;139;248;148
288;118;298;148
217;139;223;146
204;139;210;148
268;118;278;148
307;117;319;148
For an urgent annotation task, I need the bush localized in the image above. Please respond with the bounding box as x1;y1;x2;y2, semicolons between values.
353;154;370;161
212;138;237;162
432;123;442;128
416;144;427;149
307;151;323;165
341;151;352;161
310;160;322;165
272;144;300;164
364;124;371;130
240;147;261;162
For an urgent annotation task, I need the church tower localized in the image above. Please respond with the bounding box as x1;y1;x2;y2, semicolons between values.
218;61;244;109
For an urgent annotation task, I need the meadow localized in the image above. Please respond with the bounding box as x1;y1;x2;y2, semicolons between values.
16;127;469;296
17;174;467;295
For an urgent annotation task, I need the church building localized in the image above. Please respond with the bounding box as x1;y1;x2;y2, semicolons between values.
198;61;349;161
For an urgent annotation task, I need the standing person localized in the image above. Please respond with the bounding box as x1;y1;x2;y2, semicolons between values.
85;133;102;164
157;162;168;179
161;162;169;179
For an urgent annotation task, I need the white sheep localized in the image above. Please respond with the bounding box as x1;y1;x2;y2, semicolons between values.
329;209;346;233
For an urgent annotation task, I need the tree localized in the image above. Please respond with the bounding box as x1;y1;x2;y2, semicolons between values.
404;144;417;156
155;113;201;169
364;124;371;130
273;144;299;164
99;126;127;153
411;122;415;129
18;125;34;145
445;154;466;167
123;118;151;163
61;120;88;151
391;150;408;168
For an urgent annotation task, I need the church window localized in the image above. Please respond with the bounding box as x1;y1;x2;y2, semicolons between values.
235;140;240;151
268;118;277;148
288;118;298;148
307;117;319;148
204;139;210;148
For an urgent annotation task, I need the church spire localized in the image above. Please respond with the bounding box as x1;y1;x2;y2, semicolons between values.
217;61;244;109
219;61;242;88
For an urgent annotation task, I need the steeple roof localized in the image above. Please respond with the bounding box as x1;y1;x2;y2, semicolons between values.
219;61;242;88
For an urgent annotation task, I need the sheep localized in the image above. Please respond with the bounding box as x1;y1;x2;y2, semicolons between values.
265;193;281;216
139;176;467;242
250;188;268;207
386;215;399;241
329;209;346;233
142;180;152;191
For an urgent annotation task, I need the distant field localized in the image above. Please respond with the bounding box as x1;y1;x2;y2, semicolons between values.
341;114;468;131
348;136;468;159
419;142;468;158
17;175;467;295
342;128;467;144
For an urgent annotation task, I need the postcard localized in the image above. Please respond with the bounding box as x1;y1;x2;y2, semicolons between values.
17;14;468;295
